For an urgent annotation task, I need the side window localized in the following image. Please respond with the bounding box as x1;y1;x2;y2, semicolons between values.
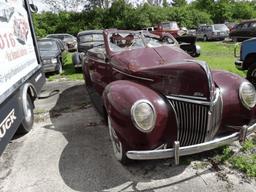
236;24;243;30
249;22;256;28
241;23;249;29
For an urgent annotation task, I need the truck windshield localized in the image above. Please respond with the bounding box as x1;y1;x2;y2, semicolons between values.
162;22;179;30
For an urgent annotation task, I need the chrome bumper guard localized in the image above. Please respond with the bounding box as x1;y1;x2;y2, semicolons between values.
126;124;256;165
235;60;243;70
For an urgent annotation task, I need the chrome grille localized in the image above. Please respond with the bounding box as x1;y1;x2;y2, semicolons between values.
168;90;222;147
169;99;209;146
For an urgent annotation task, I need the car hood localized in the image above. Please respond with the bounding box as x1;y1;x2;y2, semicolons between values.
111;46;214;100
39;50;59;58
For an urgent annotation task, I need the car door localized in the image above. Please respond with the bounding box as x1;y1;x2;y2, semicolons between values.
87;48;112;95
240;23;250;40
248;22;256;38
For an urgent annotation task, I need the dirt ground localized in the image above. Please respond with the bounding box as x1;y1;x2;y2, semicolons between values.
0;80;255;192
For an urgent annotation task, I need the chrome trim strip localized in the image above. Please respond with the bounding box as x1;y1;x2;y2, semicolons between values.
167;96;210;106
169;94;208;101
126;123;256;161
112;67;154;82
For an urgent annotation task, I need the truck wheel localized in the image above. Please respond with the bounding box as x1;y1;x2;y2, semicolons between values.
108;116;129;164
17;94;34;134
247;63;256;87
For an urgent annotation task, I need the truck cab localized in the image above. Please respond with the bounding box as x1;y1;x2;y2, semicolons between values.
234;38;256;86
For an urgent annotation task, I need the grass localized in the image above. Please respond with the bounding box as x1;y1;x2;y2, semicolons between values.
47;52;83;81
47;42;245;81
197;42;246;77
212;136;256;178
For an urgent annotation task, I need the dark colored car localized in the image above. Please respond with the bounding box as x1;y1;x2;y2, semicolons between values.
82;29;256;164
235;38;256;86
46;33;77;51
229;20;256;42
72;30;103;71
38;38;64;74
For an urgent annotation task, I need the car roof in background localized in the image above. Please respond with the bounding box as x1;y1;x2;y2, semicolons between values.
38;37;59;42
78;30;103;36
239;19;256;24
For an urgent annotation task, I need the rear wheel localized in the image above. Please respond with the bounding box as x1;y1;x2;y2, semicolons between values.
17;94;34;134
247;63;256;87
108;116;129;164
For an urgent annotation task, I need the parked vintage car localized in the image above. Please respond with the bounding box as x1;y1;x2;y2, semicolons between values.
235;38;256;86
72;30;103;71
38;38;65;74
196;24;230;41
46;33;77;51
83;29;256;164
230;20;256;42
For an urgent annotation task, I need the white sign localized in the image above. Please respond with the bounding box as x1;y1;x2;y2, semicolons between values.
0;0;38;96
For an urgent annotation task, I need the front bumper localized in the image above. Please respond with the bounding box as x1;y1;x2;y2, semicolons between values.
235;60;243;70
43;63;58;73
126;123;256;164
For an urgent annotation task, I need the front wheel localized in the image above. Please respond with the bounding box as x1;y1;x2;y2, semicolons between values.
57;63;63;74
247;63;256;87
17;94;34;134
108;116;129;164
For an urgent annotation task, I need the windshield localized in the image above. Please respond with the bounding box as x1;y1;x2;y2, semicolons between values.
38;41;58;51
213;24;228;31
162;22;179;30
108;32;176;52
79;34;103;43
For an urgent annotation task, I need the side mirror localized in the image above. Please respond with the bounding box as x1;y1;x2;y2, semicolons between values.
29;4;38;13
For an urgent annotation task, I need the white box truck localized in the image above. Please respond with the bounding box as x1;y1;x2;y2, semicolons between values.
0;0;45;154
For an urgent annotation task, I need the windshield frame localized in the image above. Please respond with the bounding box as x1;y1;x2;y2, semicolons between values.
107;31;177;53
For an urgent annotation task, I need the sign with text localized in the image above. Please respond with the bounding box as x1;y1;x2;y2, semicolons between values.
0;0;38;96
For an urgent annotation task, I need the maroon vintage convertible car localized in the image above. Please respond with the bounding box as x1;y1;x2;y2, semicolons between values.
82;29;256;164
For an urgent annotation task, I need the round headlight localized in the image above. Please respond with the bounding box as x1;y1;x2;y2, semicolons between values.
131;100;156;133
239;82;256;109
51;58;57;64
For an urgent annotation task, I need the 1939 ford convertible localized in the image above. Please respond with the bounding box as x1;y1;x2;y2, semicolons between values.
82;29;256;164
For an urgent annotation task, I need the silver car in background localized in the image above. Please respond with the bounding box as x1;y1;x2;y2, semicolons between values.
196;24;230;41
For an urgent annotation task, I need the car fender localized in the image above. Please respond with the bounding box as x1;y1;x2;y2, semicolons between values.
212;70;254;127
103;80;178;150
